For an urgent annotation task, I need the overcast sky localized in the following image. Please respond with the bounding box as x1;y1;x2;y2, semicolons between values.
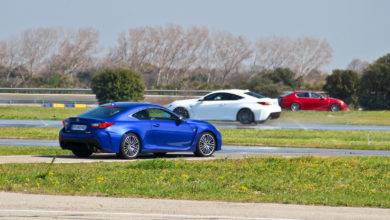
1;0;389;72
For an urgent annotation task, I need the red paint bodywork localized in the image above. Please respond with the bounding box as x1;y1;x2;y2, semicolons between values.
279;91;347;111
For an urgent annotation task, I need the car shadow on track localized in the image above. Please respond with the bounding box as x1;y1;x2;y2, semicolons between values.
35;153;201;161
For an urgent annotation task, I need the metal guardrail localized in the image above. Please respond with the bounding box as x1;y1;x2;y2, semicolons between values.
0;88;211;96
0;88;93;94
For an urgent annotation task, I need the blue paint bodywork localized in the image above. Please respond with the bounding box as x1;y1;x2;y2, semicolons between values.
59;102;222;155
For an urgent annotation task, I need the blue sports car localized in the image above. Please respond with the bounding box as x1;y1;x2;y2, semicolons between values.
59;102;222;159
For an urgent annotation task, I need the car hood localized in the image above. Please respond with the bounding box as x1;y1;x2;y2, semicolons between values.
168;98;199;106
327;97;343;103
185;118;214;127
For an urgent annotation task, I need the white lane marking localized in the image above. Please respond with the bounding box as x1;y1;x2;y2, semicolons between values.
0;209;302;220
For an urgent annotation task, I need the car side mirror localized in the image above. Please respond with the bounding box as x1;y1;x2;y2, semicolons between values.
198;98;203;102
177;116;184;122
320;96;324;100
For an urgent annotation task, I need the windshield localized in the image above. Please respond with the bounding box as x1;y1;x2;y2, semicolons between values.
245;92;266;99
78;107;126;118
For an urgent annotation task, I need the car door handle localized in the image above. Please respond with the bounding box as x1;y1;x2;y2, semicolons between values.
152;123;160;127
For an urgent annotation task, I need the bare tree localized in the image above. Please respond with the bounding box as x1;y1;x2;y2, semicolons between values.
175;26;209;78
49;27;100;82
346;58;369;74
212;31;253;84
109;24;211;86
20;28;57;77
253;36;293;73
291;37;332;77
0;37;24;85
253;36;332;78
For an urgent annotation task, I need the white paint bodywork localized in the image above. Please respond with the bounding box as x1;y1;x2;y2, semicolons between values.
167;89;281;122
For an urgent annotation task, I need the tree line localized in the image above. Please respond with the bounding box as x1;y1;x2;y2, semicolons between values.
1;24;388;110
0;24;332;89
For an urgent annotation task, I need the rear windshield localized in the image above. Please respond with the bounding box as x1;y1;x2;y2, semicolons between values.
245;92;266;99
78;107;126;118
282;91;294;97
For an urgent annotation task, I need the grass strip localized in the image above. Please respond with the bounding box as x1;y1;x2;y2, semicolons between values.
0;106;88;120
0;127;60;140
1;106;390;126
279;111;390;126
0;157;389;208
221;129;390;150
0;146;70;155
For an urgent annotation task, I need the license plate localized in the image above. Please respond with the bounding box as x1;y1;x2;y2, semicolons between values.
71;124;87;131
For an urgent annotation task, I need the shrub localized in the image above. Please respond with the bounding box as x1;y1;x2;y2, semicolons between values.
323;69;360;109
91;68;145;104
359;54;390;110
240;68;302;98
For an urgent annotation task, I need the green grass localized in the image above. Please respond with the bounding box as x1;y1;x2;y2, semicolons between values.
0;127;60;140
1;127;390;151
221;129;390;150
1;105;390;126
0;106;88;120
1;157;389;207
0;146;71;155
279;111;390;126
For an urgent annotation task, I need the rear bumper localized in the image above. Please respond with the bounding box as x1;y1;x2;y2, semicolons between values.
59;136;104;153
256;106;282;121
59;129;112;153
269;112;281;120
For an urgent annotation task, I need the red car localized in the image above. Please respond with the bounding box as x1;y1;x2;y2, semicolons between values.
278;91;347;111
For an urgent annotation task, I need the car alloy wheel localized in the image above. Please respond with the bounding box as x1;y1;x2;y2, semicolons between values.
330;103;341;112
174;107;189;118
290;103;300;111
195;132;216;157
117;133;141;159
237;109;254;124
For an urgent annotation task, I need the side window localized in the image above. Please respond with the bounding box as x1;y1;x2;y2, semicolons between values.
203;93;223;101
296;93;309;98
203;93;243;101
310;93;322;98
148;108;178;121
132;109;150;120
227;93;243;100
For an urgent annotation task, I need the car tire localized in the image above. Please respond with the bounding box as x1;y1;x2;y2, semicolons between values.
290;103;300;111
72;148;93;158
237;109;254;124
117;133;141;159
330;103;341;112
153;152;167;157
194;132;216;157
173;107;190;118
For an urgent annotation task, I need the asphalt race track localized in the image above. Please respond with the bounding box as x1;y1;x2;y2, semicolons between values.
1;191;389;220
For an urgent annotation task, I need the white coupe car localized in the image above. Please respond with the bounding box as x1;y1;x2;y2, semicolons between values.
167;89;281;124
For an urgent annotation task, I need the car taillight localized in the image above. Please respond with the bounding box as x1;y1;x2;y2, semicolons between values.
258;101;271;106
89;122;115;129
62;120;69;127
